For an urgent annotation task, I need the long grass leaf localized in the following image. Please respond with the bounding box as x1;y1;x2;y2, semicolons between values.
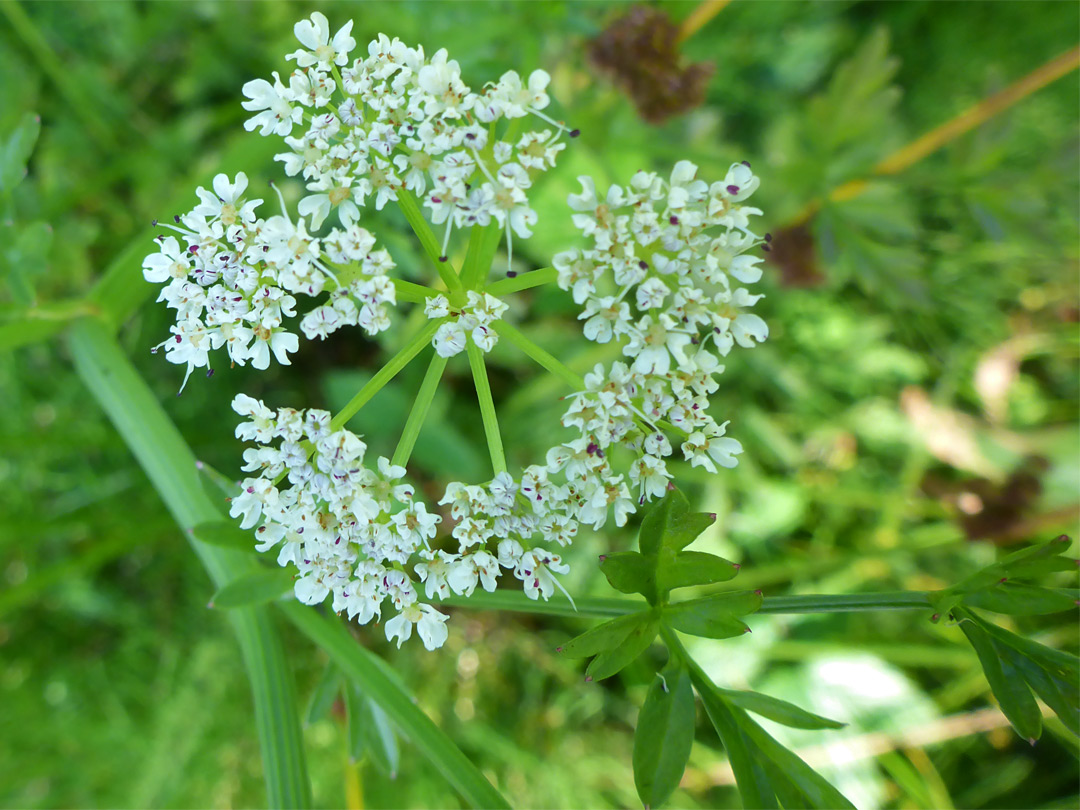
67;317;312;808
278;601;511;810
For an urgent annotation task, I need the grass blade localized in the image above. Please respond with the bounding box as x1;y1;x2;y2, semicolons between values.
278;601;511;810
67;317;312;808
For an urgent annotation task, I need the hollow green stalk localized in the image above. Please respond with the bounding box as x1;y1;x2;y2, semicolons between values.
466;340;507;475
330;319;444;432
391;350;449;468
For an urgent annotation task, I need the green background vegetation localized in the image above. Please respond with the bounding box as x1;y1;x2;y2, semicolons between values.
1;1;1077;807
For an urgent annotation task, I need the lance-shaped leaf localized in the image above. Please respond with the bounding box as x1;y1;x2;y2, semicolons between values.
633;663;696;808
191;520;258;552
600;551;656;600
692;666;852;809
663;591;762;639
586;613;661;681
931;535;1076;620
1004;643;1080;737
975;615;1080;682
656;550;740;594
719;689;845;730
345;680;369;764
305;661;344;727
730;704;855;809
211;568;294;609
964;583;1079;616
558;611;649;658
362;695;401;778
696;682;778;809
958;609;1042;742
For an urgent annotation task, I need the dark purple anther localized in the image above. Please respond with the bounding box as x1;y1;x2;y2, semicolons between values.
764;232;773;242
173;215;181;223
741;160;751;168
638;260;648;270
206;369;214;378
439;255;448;262
670;215;679;225
151;219;158;227
726;185;740;195
569;129;580;138
762;244;771;252
586;442;598;455
507;270;517;278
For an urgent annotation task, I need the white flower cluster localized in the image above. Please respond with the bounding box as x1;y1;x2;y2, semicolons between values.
144;12;770;651
229;394;571;651
142;171;398;390
243;12;572;265
554;160;769;476
424;291;508;357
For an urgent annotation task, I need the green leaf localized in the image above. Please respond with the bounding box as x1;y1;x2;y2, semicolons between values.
196;460;241;518
280;602;510;809
362;696;400;779
663;591;762;639
729;705;855;809
638;488;716;555
305;662;343;726
211;568;294;609
344;680;369;764
586;613;660;681
0;111;40;193
696;682;778;809
1006;645;1079;737
558;611;647;658
958;611;1042;741
345;679;399;775
68;318;310;807
0;315;64;350
974;615;1080;681
965;583;1078;616
719;689;846;730
191;520;257;552
600;552;656;599
639;489;684;556
633;664;696;808
666;511;717;552
656;550;740;594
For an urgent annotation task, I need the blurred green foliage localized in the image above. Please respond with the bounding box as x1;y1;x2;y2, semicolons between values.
1;1;1077;808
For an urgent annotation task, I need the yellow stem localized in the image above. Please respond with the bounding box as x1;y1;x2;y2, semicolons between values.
792;45;1080;225
676;0;733;45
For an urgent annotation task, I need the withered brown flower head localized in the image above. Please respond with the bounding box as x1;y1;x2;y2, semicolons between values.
588;5;713;124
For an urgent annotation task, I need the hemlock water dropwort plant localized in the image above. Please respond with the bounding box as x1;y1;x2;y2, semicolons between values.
141;12;769;650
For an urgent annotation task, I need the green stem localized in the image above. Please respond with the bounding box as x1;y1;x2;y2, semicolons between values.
459;222;502;290
484;266;557;297
391;277;440;304
757;591;931;614
331;319;443;432
492;320;584;390
437;589;933;620
395;188;462;292
466;340;507;475
391;350;448;468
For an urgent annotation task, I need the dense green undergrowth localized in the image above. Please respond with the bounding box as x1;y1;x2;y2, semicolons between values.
1;2;1077;808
